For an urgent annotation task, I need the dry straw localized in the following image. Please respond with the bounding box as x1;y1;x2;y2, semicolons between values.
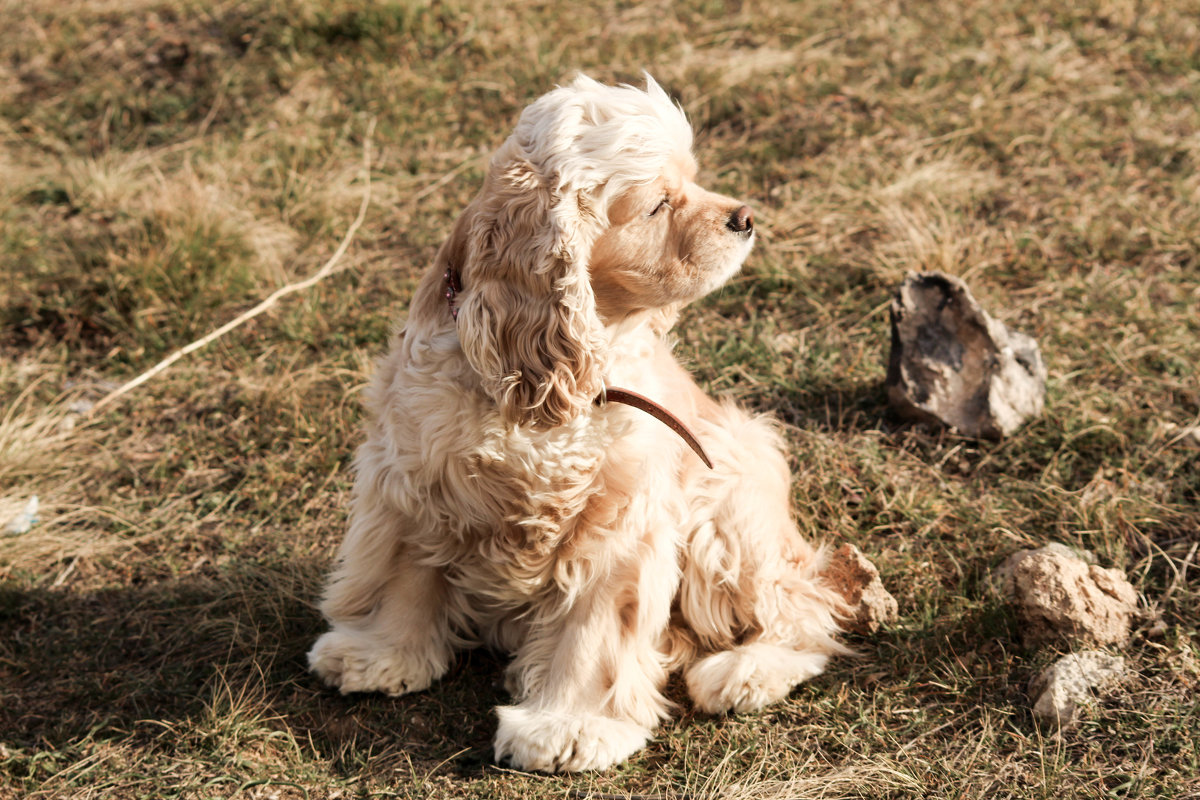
87;119;378;417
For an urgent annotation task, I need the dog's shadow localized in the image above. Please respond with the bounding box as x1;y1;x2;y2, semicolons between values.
740;377;892;435
0;561;506;780
3;556;946;784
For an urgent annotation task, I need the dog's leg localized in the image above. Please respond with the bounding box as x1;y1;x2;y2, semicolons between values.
308;490;455;697
677;406;847;714
492;521;677;772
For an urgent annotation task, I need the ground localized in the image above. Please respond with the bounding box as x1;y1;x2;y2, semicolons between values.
1;0;1199;798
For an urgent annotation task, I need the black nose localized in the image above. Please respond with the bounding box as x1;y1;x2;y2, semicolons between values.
726;205;753;234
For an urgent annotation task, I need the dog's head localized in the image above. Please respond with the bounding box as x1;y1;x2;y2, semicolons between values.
449;75;754;428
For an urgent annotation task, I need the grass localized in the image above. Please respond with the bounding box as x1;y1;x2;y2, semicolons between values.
2;0;1199;796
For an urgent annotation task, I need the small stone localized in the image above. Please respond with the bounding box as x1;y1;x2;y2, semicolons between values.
1029;650;1126;727
886;271;1046;438
3;496;38;536
992;542;1094;590
821;544;899;634
998;545;1139;647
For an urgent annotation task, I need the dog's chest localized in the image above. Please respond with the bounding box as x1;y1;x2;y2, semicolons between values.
441;463;602;597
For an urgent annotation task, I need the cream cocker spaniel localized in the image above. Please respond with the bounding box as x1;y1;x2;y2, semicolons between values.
309;76;848;772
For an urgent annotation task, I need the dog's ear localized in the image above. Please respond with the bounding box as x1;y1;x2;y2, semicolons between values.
454;159;607;429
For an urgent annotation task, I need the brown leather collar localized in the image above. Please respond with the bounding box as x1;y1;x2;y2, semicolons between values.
444;267;714;469
597;387;713;469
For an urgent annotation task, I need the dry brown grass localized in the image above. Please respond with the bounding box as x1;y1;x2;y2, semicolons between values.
2;0;1199;797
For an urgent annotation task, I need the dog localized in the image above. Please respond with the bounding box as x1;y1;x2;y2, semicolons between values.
308;75;848;772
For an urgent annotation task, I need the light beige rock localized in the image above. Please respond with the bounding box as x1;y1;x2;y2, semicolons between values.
992;542;1094;589
821;544;899;634
886;271;1046;438
1029;650;1126;727
998;546;1139;647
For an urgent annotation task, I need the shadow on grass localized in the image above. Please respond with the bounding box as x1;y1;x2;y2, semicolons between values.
0;562;506;780
835;595;1032;727
750;378;896;435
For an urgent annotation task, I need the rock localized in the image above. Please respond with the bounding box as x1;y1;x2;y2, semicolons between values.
3;495;38;536
886;271;1047;438
1029;650;1126;727
821;544;899;634
998;545;1139;647
992;543;1094;589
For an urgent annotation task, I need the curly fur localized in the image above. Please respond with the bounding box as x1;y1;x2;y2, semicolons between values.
308;75;849;773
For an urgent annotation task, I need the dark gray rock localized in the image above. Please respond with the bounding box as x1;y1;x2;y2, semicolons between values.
886;272;1046;438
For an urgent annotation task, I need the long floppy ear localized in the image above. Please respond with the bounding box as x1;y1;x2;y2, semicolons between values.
454;158;607;429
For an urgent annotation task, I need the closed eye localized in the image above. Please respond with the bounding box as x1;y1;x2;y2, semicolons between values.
648;195;672;217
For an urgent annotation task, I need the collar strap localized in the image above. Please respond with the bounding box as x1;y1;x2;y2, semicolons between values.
444;268;713;469
597;387;714;469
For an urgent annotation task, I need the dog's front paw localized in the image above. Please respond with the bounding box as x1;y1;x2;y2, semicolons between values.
308;628;447;697
493;706;650;772
685;643;828;714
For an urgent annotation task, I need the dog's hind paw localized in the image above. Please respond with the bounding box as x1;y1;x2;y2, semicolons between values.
685;642;828;714
493;705;650;772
